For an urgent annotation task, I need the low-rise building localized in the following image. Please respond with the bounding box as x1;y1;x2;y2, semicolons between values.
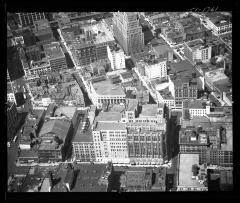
208;169;233;191
33;19;55;46
179;119;232;167
183;99;211;118
72;111;95;162
120;167;166;192
38;118;73;162
54;163;114;192
89;77;126;108
29;58;52;76
19;109;46;150
177;153;208;191
204;13;232;36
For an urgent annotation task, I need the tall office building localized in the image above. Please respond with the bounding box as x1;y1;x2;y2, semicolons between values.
113;12;144;55
17;12;46;27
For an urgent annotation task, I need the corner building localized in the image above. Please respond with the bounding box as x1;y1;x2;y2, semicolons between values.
113;12;144;55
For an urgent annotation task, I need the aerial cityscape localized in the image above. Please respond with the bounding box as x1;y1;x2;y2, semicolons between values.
7;11;233;193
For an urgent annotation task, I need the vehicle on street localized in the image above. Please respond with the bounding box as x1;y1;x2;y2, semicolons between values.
7;142;11;148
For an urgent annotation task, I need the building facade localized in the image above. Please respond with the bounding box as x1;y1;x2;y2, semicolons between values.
113;12;144;55
89;78;126;108
72;142;95;162
184;39;212;64
107;45;126;70
7;102;18;141
174;79;198;108
144;58;167;80
126;125;165;165
17;12;46;27
43;42;67;71
92;122;129;163
29;59;52;76
204;14;232;36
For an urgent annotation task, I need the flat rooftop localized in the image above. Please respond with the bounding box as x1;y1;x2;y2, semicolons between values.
73;126;93;143
186;39;205;50
19;150;38;158
158;88;174;100
71;164;108;192
95;122;126;131
107;104;125;113
54;106;77;119
92;79;125;96
85;21;114;44
205;12;231;27
170;60;195;75
140;104;158;117
152;44;172;56
178;153;201;187
126;99;138;111
186;99;207;109
39;119;71;141
205;69;228;83
43;42;65;59
97;112;122;122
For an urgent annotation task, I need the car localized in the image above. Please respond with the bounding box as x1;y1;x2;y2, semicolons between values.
7;142;11;148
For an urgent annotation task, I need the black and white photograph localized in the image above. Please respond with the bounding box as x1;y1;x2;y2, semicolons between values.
4;0;239;200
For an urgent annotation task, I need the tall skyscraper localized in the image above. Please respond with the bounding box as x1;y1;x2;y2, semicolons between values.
113;12;144;55
17;12;46;27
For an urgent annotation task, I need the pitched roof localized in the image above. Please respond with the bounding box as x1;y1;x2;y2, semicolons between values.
39;119;71;140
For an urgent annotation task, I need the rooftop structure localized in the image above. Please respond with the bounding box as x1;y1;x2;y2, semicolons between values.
158;88;174;100
92;79;125;96
54;106;77;119
107;104;126;113
71;164;111;192
179;127;209;145
63;20;114;49
205;69;228;84
151;168;166;191
73;120;93;143
43;42;65;59
186;39;207;50
94;122;126;131
178;154;206;188
39;119;71;151
125;168;146;189
140;104;159;117
205;12;232;27
125;99;139;111
184;99;208;109
169;60;196;76
51;163;112;192
96;112;122;122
